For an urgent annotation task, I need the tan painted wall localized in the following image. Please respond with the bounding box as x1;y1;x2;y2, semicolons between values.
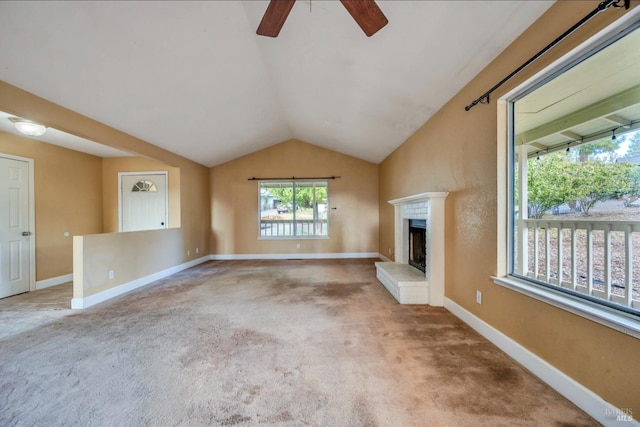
0;81;211;295
378;2;640;414
0;131;103;281
210;139;378;256
73;228;183;298
102;157;181;233
86;156;209;297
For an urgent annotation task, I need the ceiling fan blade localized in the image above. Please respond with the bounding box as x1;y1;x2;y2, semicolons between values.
340;0;388;37
256;0;296;37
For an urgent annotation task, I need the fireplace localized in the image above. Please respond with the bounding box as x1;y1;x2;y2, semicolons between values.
375;191;448;305
408;219;426;272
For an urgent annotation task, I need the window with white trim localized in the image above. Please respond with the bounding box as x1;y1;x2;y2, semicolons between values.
503;20;640;325
259;180;329;238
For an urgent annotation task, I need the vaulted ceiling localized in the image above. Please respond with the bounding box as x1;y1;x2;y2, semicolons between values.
0;1;554;166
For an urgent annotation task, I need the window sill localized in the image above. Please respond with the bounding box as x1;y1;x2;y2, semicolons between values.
492;275;640;339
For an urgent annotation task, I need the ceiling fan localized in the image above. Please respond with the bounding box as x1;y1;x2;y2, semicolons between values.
256;0;388;38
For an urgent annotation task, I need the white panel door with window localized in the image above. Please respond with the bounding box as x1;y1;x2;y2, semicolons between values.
0;156;31;298
120;173;168;232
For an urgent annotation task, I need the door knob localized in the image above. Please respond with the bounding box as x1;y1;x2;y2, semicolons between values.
22;231;31;236
161;222;165;226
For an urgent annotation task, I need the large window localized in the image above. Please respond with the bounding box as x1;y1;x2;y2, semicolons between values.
501;20;640;329
259;180;329;238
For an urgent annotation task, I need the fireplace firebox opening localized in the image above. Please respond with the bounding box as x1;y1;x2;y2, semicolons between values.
409;219;426;273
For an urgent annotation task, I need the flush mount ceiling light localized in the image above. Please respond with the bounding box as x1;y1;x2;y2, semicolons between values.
8;116;47;137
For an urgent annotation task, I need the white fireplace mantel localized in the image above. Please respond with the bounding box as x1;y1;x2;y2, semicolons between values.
376;192;449;306
387;192;449;206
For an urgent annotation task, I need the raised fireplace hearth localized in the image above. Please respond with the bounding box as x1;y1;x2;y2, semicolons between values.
376;192;448;305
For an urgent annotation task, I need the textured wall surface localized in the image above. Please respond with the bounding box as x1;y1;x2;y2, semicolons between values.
0;131;103;281
210;139;379;256
378;1;640;414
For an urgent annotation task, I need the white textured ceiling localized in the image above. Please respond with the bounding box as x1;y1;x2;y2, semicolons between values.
0;1;554;166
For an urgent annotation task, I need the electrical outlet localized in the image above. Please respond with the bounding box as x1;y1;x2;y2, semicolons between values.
108;270;114;280
388;247;392;255
296;243;301;249
187;249;190;256
476;290;483;305
195;247;199;254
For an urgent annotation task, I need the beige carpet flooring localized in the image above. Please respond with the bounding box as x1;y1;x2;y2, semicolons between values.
0;259;597;426
0;282;72;311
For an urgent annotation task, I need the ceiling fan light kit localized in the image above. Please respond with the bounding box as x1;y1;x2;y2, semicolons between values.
256;0;388;38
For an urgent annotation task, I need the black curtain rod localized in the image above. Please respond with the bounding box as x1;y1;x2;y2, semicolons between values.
464;0;630;112
248;176;341;181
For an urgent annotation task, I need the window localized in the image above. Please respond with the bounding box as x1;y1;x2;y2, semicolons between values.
498;19;640;334
131;180;157;192
259;180;329;238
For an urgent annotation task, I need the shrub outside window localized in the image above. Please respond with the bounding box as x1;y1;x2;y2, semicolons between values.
504;22;640;323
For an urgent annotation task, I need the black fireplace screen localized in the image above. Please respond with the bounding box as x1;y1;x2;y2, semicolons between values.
409;219;426;272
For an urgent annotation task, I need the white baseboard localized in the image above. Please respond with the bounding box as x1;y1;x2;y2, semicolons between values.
72;254;379;309
444;297;638;427
377;253;392;262
36;273;73;290
71;256;210;309
209;252;380;260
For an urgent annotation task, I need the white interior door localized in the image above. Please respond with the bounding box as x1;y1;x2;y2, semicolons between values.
120;173;168;232
0;156;31;298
